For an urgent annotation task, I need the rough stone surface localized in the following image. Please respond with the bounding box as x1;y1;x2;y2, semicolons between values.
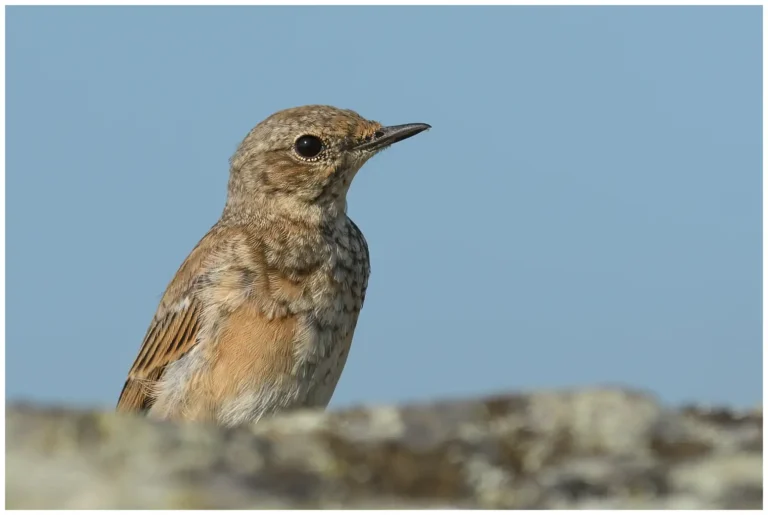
6;388;763;509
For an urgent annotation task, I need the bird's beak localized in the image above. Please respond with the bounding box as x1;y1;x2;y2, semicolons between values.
353;123;431;152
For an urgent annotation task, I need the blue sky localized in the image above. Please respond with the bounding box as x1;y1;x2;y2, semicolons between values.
6;6;762;410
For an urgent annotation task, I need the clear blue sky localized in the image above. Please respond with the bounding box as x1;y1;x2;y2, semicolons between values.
6;6;762;410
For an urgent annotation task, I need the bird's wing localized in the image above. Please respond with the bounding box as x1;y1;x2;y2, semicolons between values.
116;296;203;412
116;227;225;414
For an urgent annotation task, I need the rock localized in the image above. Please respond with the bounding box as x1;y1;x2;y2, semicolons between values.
5;388;762;509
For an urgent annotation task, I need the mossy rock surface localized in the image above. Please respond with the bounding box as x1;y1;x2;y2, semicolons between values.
6;388;762;509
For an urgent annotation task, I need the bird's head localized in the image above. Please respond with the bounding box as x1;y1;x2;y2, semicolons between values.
225;105;429;221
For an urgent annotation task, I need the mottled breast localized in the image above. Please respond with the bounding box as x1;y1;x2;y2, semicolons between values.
291;215;370;407
213;215;370;424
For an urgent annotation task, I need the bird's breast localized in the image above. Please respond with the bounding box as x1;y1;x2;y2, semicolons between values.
202;222;370;424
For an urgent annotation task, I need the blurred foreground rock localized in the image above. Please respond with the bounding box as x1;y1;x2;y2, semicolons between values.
6;388;762;509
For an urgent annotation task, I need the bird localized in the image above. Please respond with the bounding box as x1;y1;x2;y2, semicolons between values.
116;105;430;426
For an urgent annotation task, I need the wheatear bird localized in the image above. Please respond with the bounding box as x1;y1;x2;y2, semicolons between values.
116;105;429;426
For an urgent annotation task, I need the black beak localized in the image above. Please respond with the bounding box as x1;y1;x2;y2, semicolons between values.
354;123;431;152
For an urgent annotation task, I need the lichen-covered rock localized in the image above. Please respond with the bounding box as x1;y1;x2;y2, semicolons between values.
6;388;762;509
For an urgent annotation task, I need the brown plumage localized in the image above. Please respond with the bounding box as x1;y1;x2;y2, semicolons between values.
116;105;429;426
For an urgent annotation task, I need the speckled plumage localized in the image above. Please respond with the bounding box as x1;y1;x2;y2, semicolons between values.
116;105;429;426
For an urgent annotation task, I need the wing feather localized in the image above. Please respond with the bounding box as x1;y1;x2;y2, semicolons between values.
116;227;228;414
116;298;203;413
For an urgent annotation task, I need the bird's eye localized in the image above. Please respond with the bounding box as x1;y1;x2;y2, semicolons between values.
294;135;324;159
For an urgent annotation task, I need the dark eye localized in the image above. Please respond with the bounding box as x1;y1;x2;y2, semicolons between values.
294;135;324;159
